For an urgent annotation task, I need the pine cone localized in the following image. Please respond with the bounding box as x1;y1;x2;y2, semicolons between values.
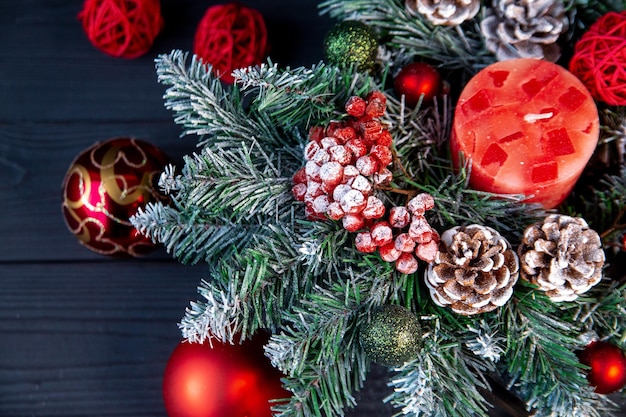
406;0;480;26
426;225;519;315
518;215;605;302
480;0;568;62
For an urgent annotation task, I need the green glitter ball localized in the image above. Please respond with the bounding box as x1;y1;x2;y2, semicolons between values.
323;21;378;71
359;305;421;367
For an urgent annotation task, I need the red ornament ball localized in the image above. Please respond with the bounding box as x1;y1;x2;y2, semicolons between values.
78;0;164;59
162;335;290;417
578;341;626;394
393;62;442;107
194;3;268;84
569;11;626;106
61;138;170;256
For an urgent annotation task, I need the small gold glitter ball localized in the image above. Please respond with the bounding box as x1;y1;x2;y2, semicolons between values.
323;21;378;71
359;304;421;367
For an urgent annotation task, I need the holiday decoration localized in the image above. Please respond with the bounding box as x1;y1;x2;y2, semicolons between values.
569;11;626;106
393;62;442;106
451;58;600;209
130;0;626;415
578;341;626;394
359;304;421;367
323;21;378;71
518;214;605;302
62;138;169;256
78;0;163;59
405;0;480;26
194;3;268;84
480;0;568;62
162;334;290;417
426;225;519;315
292;92;439;273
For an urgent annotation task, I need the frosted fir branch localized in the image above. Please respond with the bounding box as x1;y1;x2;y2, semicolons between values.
233;60;379;127
174;142;299;222
179;279;243;344
386;340;491;417
465;320;505;363
318;0;493;71
155;50;290;149
158;164;182;194
130;202;266;265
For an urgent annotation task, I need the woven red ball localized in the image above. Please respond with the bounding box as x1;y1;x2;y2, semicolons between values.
78;0;164;59
193;3;268;84
569;11;626;106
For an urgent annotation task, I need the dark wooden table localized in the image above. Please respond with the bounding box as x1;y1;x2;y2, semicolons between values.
1;1;624;416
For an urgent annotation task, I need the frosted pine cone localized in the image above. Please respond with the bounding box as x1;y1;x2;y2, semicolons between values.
518;215;605;302
406;0;480;26
426;225;519;315
480;0;568;62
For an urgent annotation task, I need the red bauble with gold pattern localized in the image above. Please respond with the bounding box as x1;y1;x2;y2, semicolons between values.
393;62;442;107
578;340;626;394
61;138;170;256
162;333;291;417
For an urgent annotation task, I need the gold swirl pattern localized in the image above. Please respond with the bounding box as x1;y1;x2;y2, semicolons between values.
61;138;170;256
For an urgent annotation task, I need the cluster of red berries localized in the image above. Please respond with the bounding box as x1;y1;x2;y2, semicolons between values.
292;92;440;274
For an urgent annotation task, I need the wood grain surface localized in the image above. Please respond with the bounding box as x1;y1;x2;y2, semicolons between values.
0;1;623;416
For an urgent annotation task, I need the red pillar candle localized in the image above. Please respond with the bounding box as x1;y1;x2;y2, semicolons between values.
451;58;599;209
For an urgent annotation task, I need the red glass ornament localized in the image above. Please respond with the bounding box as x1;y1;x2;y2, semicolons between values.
578;341;626;394
78;0;164;59
393;62;442;106
162;334;290;417
61;138;170;256
569;11;626;106
194;3;268;84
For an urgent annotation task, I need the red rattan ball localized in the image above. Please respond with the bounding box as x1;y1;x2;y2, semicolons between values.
78;0;164;59
194;3;268;84
569;11;626;106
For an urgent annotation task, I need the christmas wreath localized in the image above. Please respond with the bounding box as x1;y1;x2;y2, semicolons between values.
129;1;626;416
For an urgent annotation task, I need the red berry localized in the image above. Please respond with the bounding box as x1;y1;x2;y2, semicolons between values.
342;165;360;184
309;126;325;142
345;138;368;160
340;189;367;214
415;239;439;263
409;215;435;243
355;232;377;253
371;145;393;167
379;241;402;262
356;155;379;176
362;196;386;220
373;168;393;186
333;127;357;143
395;233;416;252
305;161;321;182
333;183;353;202
321;136;339;149
351;175;372;194
361;119;384;143
328;145;351;165
319;161;344;186
327;202;345;220
345;96;367;117
377;130;393;147
365;91;387;118
370;221;393;246
293;167;307;184
343;214;365;232
389;206;410;228
407;193;435;215
292;183;307;201
396;252;418;274
305;141;321;160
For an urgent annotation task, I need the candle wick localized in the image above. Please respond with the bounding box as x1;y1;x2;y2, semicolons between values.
524;112;553;123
